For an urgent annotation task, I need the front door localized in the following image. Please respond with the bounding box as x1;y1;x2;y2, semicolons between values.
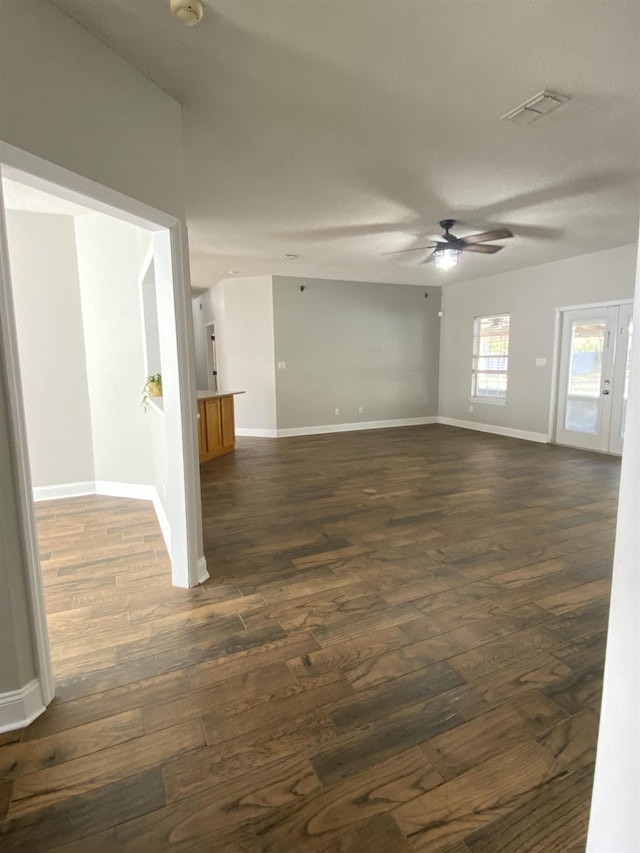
555;303;633;454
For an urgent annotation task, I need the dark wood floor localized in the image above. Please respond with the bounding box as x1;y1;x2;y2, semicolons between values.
0;425;619;852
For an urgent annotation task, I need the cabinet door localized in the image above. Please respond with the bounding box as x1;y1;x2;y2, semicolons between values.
205;399;223;456
220;396;235;451
198;401;208;461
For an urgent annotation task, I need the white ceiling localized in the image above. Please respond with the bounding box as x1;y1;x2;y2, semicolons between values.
2;178;94;217
48;0;640;288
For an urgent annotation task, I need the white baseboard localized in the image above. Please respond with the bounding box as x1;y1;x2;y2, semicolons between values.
0;678;47;733
236;417;437;439
32;481;95;502
276;416;438;438
437;416;548;444
94;480;156;501
196;555;209;584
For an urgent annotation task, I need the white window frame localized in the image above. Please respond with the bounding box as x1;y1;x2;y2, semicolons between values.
470;313;510;405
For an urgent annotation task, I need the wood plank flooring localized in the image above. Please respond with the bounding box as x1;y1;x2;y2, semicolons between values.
0;424;620;851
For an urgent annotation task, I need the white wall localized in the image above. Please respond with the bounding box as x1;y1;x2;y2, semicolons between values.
74;214;156;487
6;210;94;488
439;244;638;437
273;276;441;430
587;233;640;852
141;274;162;377
192;294;211;390
6;207;169;522
209;276;277;433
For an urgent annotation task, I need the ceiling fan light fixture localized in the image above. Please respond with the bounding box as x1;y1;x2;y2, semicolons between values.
434;245;460;270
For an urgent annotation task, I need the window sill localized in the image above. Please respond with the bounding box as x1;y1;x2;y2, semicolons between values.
469;397;507;407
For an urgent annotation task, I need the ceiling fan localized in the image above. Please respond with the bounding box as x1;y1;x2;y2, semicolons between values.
385;219;513;269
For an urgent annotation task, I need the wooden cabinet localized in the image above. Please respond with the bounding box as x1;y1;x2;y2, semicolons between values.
198;394;237;463
220;395;235;454
197;401;208;462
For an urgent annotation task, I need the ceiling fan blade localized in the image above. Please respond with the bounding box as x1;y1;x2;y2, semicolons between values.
420;252;435;264
461;243;503;254
381;244;437;255
460;228;513;245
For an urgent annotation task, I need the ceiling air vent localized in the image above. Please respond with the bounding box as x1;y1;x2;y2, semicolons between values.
501;90;570;125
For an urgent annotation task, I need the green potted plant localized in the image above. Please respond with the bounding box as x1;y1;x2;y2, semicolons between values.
142;373;162;412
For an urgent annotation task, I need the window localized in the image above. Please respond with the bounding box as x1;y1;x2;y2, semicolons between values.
471;314;510;402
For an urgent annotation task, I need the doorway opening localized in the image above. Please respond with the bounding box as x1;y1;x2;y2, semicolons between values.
0;144;205;722
554;301;633;454
205;322;219;394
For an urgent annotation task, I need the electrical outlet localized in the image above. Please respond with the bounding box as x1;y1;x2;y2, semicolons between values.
469;405;473;413
334;408;340;415
277;361;286;370
358;406;363;414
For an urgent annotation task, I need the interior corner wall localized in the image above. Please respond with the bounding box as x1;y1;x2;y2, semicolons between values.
210;276;277;433
74;213;155;487
438;244;638;437
587;231;640;851
0;0;185;220
272;276;441;430
6;210;94;488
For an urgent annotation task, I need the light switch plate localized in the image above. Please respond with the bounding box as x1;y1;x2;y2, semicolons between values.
535;357;547;367
277;361;286;369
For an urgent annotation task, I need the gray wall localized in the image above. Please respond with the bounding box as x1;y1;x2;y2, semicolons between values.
272;276;441;429
7;210;95;487
439;244;638;436
0;0;185;220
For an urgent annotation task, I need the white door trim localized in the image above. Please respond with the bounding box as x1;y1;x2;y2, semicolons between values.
0;178;54;709
551;300;633;454
547;307;563;443
205;321;218;393
557;299;633;312
0;141;178;230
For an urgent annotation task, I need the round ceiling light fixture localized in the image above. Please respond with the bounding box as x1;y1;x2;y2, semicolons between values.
170;0;204;26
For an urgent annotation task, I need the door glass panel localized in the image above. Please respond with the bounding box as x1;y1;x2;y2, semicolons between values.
620;319;633;439
564;321;605;434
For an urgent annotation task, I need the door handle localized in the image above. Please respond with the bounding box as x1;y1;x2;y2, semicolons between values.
602;389;610;395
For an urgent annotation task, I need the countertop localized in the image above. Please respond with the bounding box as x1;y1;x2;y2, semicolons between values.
196;390;245;401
